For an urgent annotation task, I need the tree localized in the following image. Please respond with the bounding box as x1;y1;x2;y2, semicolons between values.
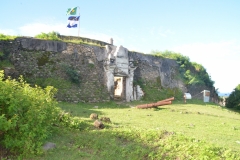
226;84;240;110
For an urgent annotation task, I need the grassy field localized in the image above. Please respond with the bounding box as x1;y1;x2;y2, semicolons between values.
33;100;240;160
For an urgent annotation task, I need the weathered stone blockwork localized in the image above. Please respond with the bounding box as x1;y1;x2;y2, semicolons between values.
0;36;217;102
129;51;186;91
1;37;110;102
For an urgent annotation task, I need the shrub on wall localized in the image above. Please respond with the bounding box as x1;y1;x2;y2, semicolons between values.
63;65;81;84
137;78;183;101
34;31;60;41
142;86;183;101
0;33;17;40
151;50;215;88
0;70;60;156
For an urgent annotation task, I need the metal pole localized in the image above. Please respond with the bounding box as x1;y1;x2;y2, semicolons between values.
78;6;80;37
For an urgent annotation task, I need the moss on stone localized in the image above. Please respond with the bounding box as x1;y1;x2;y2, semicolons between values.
37;52;54;66
88;63;94;69
141;77;182;101
27;77;72;89
0;60;13;69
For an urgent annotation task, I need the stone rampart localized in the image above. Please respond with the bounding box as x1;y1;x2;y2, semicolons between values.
0;36;217;102
2;37;110;102
58;35;111;47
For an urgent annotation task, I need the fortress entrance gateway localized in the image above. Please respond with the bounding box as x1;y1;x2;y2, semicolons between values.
114;76;126;100
105;45;143;102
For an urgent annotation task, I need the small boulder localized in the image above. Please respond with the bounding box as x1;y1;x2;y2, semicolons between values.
94;120;104;129
43;142;56;151
90;113;98;120
100;117;111;123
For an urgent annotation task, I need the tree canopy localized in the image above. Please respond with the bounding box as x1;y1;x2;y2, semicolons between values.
226;84;240;110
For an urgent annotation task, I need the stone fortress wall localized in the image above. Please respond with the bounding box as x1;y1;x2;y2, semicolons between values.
0;36;217;103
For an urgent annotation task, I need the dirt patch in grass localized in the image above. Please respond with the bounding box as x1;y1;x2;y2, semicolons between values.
0;145;11;159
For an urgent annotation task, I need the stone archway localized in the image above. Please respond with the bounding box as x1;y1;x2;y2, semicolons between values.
114;76;126;101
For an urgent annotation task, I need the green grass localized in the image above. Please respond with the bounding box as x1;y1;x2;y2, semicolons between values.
63;39;104;47
29;100;240;160
34;31;105;47
0;32;105;47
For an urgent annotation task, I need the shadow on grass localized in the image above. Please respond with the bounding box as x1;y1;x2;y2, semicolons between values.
58;101;132;114
33;124;240;160
35;127;160;160
152;107;167;111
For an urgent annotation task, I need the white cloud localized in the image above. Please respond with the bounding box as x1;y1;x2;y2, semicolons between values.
79;30;124;45
171;41;240;93
0;29;17;36
172;41;238;58
18;23;70;37
1;22;125;46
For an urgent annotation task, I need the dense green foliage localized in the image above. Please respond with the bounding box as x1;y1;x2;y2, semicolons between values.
0;70;60;156
0;71;84;158
151;50;214;87
0;33;16;40
35;31;61;41
226;84;240;110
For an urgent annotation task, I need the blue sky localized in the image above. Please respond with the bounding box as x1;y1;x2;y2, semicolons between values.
1;0;240;94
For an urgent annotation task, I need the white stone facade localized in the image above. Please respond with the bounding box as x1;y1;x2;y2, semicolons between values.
104;45;144;102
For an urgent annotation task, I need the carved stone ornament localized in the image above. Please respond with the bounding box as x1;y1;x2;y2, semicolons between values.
114;67;128;76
